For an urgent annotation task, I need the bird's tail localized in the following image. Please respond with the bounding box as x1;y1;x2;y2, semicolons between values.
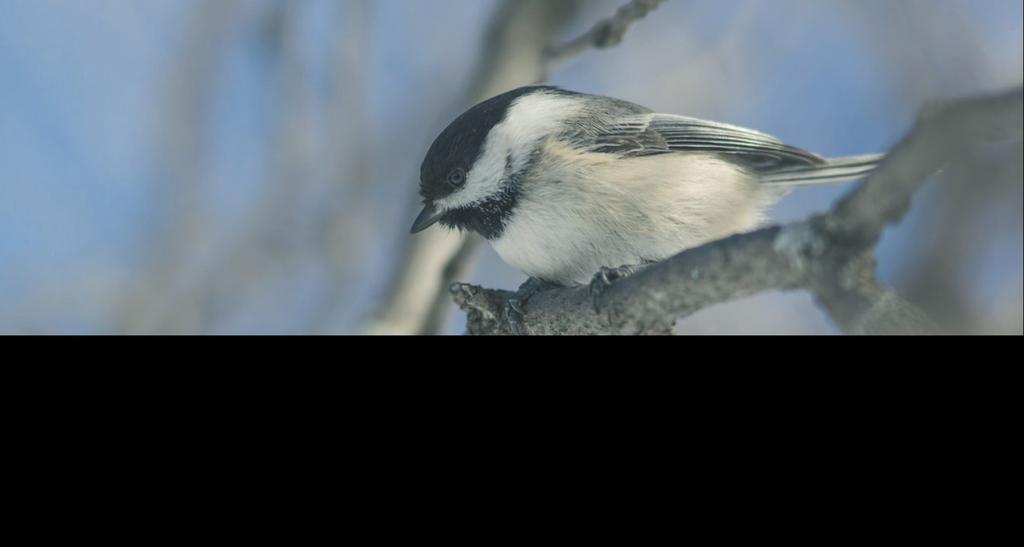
760;154;883;187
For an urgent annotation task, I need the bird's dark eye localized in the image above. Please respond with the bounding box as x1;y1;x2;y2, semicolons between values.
446;168;466;188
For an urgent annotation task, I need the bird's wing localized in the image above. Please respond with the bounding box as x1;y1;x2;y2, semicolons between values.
579;113;826;171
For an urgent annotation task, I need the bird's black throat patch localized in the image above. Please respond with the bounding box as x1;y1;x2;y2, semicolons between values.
439;184;520;240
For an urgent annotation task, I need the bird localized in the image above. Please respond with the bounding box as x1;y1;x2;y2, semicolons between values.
411;85;881;290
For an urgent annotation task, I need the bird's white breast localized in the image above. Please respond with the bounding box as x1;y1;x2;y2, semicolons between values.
492;141;775;285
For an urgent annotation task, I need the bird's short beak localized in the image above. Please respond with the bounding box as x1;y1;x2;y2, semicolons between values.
410;204;443;234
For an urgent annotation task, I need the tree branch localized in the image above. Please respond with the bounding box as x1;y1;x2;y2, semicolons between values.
452;86;1023;335
544;0;668;71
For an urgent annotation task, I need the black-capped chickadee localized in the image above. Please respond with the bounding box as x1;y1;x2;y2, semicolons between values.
411;85;880;287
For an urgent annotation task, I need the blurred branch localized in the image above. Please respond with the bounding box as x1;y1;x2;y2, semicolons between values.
368;0;668;334
544;0;667;71
114;0;242;333
123;1;369;334
844;0;1020;333
305;0;374;332
175;1;318;333
897;149;1022;332
452;87;1023;334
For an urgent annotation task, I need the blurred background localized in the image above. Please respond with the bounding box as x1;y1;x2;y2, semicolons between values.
0;0;1020;335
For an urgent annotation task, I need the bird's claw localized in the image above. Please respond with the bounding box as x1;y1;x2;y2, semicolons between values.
503;277;557;335
590;264;644;313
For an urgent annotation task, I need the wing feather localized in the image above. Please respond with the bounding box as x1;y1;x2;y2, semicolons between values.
582;114;825;170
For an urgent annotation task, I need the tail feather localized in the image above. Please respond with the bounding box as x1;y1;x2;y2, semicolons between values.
760;154;883;187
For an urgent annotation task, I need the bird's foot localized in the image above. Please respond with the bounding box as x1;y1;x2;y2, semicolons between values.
503;277;559;335
590;263;649;313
